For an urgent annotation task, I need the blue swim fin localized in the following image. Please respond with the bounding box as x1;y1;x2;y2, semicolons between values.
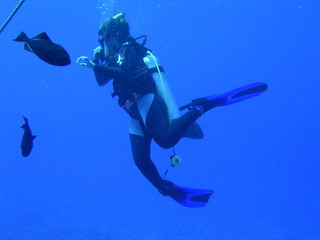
179;82;268;112
160;180;214;207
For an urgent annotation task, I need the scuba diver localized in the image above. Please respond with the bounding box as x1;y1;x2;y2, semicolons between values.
76;12;268;207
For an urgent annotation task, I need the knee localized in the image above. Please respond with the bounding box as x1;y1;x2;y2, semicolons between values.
154;137;175;149
155;139;172;149
159;143;173;149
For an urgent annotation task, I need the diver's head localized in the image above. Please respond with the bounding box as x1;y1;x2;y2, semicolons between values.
98;12;129;44
98;12;129;61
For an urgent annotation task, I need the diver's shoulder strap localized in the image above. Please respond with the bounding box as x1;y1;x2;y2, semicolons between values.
118;36;150;65
148;66;165;74
134;35;147;47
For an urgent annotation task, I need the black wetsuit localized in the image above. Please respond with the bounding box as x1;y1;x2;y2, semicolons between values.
93;39;201;194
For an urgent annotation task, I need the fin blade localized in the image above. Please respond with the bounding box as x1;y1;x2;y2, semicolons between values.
180;82;268;111
207;82;268;106
169;184;214;208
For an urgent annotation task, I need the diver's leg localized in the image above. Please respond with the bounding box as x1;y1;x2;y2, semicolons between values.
129;117;164;190
137;94;201;149
129;133;164;190
129;118;213;207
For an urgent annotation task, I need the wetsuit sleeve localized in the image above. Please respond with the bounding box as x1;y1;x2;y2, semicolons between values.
93;64;123;86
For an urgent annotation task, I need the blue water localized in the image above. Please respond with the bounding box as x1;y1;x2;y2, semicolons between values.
1;0;319;239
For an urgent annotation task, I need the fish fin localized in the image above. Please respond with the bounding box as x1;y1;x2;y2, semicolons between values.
23;116;28;123
32;135;37;140
33;32;52;42
13;31;29;42
24;43;33;52
21;124;26;129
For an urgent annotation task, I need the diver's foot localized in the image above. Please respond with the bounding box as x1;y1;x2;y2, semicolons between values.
158;180;174;196
179;96;227;114
191;97;227;114
179;82;268;114
159;180;188;200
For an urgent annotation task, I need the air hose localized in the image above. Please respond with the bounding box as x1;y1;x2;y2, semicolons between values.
147;51;182;171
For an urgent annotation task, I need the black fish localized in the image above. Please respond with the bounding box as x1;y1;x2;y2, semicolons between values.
13;31;71;66
21;116;36;157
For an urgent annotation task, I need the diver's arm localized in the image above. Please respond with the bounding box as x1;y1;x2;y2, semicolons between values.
77;55;122;86
92;64;122;86
93;64;122;78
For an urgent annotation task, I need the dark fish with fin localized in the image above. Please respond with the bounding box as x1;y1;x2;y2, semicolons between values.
13;31;71;66
21;116;36;157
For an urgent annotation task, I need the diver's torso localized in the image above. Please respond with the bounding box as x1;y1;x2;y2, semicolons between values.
112;41;156;107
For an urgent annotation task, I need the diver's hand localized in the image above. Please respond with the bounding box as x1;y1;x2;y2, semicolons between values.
76;56;95;68
93;46;104;61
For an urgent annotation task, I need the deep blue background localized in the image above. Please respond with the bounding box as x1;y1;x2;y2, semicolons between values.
1;0;319;239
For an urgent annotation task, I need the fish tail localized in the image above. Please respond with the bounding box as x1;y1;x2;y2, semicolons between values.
13;31;29;42
23;116;28;123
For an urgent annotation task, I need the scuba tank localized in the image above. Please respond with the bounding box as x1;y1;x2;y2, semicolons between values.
143;54;181;120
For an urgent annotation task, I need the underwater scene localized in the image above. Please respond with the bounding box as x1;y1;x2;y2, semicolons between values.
0;0;319;239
